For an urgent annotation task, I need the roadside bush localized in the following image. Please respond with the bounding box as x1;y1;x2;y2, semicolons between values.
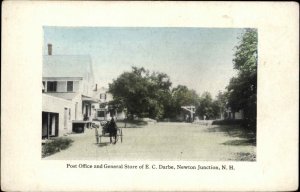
212;119;245;125
42;138;74;158
212;119;256;134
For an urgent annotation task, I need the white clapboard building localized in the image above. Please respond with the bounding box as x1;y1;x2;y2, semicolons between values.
42;44;98;139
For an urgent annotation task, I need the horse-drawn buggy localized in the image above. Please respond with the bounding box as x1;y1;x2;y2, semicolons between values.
94;119;123;144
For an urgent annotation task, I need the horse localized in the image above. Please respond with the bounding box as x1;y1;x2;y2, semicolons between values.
107;118;118;144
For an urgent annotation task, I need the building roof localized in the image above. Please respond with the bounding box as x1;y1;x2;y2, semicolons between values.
43;55;93;78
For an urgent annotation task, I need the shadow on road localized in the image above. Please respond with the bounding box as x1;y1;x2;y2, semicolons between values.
206;125;256;146
222;138;256;146
229;152;256;161
96;142;110;147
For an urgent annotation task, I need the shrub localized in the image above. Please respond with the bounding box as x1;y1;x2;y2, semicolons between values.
42;138;73;158
212;119;245;125
212;119;256;134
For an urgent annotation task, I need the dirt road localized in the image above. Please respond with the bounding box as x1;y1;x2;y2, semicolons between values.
44;122;256;161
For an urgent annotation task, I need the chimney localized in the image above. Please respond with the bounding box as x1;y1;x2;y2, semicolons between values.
47;44;52;55
94;84;98;91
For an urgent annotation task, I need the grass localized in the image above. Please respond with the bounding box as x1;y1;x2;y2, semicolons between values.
208;125;256;161
212;119;256;133
231;152;256;161
42;137;74;158
206;125;256;147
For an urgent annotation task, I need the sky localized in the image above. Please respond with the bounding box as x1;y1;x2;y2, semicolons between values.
43;27;245;98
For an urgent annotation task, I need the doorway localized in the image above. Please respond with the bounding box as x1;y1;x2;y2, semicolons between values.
42;112;59;139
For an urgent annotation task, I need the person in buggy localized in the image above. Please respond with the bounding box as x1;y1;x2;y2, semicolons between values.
108;117;118;144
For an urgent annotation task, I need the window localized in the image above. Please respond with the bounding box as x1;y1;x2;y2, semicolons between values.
67;81;73;92
47;81;57;92
100;93;106;100
97;111;105;118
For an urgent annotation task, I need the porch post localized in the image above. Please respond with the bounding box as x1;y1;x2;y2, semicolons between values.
47;113;50;139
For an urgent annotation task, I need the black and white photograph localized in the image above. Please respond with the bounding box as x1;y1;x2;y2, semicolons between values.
41;27;257;161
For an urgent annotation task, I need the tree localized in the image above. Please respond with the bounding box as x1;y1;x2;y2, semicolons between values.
109;67;203;121
148;71;173;119
108;67;173;120
227;28;257;129
171;85;200;119
196;92;219;120
215;91;228;119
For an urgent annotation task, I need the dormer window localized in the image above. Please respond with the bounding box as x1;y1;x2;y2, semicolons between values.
100;93;106;100
67;81;73;92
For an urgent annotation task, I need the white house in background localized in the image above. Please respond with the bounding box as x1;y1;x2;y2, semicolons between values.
92;86;111;120
42;44;98;139
92;86;125;121
223;107;244;120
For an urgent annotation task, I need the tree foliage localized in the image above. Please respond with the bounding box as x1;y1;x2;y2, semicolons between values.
109;67;172;120
227;28;257;129
215;91;228;118
171;85;200;118
196;92;219;120
109;67;228;121
109;67;205;120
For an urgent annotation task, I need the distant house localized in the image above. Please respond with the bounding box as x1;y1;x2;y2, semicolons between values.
92;86;112;120
42;44;98;139
223;107;244;120
92;86;125;121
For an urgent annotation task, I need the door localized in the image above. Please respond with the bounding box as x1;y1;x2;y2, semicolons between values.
50;114;56;136
42;112;48;138
86;105;88;117
42;112;59;139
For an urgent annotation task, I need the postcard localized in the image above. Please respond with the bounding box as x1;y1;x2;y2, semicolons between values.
1;1;298;191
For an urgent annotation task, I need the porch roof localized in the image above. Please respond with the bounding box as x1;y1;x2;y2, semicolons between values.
82;95;99;103
44;92;78;100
